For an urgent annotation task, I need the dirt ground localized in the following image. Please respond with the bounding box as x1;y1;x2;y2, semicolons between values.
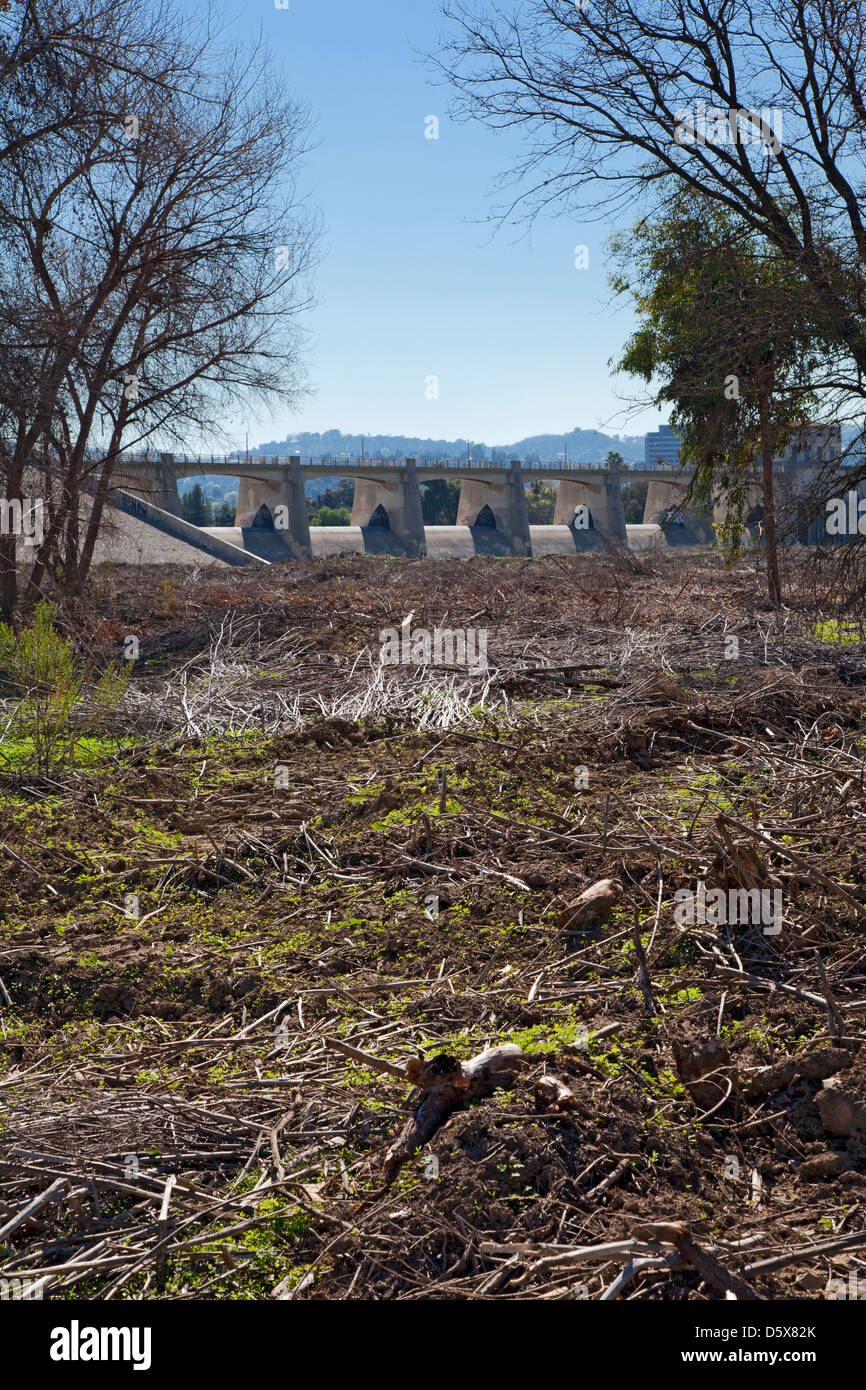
1;547;866;1300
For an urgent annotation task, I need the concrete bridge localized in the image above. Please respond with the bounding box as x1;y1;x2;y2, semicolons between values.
110;446;833;561
113;452;708;558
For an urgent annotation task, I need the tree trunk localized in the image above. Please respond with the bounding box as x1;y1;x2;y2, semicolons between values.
0;449;26;619
0;533;17;621
757;366;781;607
63;470;82;595
78;449;119;584
78;387;135;586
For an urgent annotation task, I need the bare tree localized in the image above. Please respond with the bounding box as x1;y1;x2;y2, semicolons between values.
437;1;866;393
0;0;318;614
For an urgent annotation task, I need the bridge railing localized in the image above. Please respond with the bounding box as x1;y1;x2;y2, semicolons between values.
113;454;629;470
106;453;713;472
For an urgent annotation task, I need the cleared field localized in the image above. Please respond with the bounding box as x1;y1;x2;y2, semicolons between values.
1;551;865;1301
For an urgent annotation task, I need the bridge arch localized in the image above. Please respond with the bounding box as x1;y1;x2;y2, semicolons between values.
473;503;496;528
745;503;765;542
367;503;390;529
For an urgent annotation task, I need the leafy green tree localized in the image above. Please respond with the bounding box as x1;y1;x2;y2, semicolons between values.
621;480;648;525
420;479;461;524
525;479;556;523
610;197;829;603
314;481;355;512
181;484;213;527
213;500;236;526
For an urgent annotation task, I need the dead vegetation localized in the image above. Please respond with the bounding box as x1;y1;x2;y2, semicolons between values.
1;550;866;1300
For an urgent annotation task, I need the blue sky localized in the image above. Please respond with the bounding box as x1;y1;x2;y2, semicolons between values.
223;0;664;451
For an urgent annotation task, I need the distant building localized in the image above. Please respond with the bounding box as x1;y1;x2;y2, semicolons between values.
643;421;842;471
773;422;841;467
644;424;682;468
776;423;843;546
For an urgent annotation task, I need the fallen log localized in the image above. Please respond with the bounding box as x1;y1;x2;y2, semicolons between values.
743;1046;851;1099
677;1232;763;1302
632;1221;762;1301
383;1044;525;1180
0;1177;70;1241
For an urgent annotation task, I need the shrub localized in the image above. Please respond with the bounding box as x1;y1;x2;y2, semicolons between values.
0;601;130;769
311;506;351;526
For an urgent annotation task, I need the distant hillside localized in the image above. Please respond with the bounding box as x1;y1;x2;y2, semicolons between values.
511;429;645;464
250;427;647;467
189;421;863;508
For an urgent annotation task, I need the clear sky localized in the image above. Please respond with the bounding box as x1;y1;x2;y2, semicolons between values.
221;0;665;452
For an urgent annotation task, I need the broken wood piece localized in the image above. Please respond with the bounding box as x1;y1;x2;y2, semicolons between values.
0;1177;70;1241
632;1220;690;1244
324;1035;408;1081
383;1044;524;1180
600;1254;682;1300
750;1168;763;1208
672;1036;736;1111
507;1237;677;1290
713;816;772;893
155;1175;176;1291
533;1075;575;1111
558;878;623;932
681;1238;762;1302
483;1237;644;1263
585;1158;630;1201
718;813;866;921
632;909;656;1013
815;952;845;1041
744;1226;866;1277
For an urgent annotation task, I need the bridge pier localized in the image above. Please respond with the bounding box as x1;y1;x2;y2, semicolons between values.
711;479;763;542
711;470;826;546
236;456;311;557
456;461;532;555
554;459;627;545
349;459;426;556
113;452;181;516
776;463;828;544
644;474;714;542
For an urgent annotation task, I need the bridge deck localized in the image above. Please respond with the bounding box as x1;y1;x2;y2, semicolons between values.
115;456;697;482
